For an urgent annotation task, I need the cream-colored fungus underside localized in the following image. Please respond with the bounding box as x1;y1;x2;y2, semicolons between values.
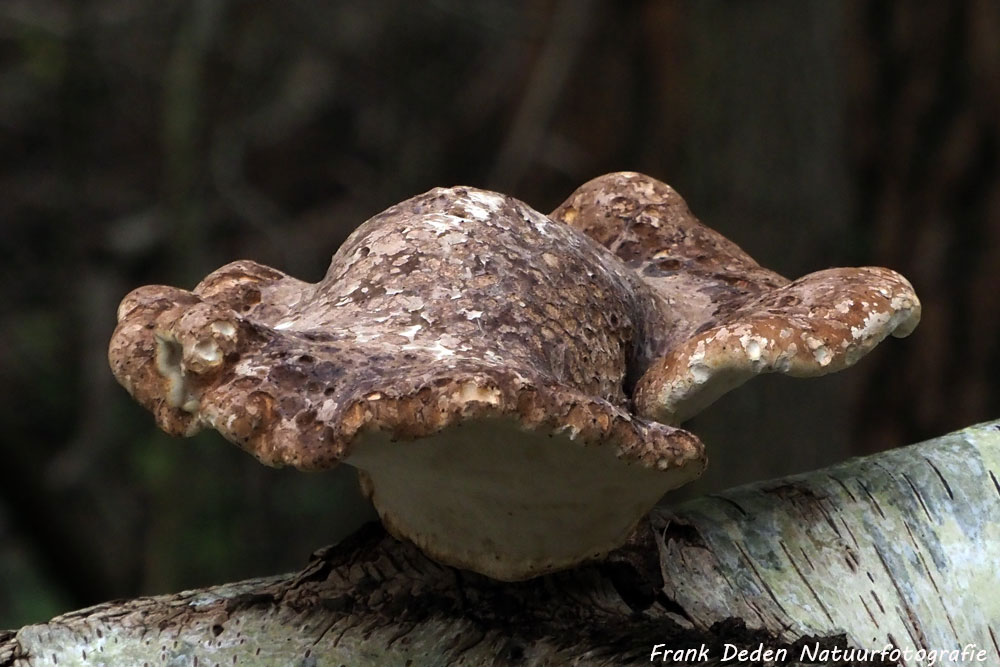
346;418;696;581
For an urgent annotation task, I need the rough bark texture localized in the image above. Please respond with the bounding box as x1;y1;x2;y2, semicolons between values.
4;419;998;667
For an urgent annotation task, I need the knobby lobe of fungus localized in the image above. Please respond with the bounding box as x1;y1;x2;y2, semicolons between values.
109;172;920;581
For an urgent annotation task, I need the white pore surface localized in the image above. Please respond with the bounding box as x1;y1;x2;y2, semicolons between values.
345;418;692;581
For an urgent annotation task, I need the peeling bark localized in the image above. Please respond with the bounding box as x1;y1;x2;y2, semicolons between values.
4;420;998;666
657;420;1000;660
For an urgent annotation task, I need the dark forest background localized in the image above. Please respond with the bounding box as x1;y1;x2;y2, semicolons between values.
2;1;998;629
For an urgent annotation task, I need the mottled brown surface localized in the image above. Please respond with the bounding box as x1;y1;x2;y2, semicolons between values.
551;172;787;352
108;172;920;578
109;184;702;472
552;173;921;424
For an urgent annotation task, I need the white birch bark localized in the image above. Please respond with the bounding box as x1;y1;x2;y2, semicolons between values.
3;420;998;667
657;419;1000;664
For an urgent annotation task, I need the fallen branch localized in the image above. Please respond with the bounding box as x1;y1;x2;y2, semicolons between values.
4;420;998;666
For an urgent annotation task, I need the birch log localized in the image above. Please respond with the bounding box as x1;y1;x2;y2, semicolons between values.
3;420;999;666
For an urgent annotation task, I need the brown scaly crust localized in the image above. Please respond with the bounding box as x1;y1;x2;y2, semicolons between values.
109;172;919;580
551;172;921;424
109;187;701;471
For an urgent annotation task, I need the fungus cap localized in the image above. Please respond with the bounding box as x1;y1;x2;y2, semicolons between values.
109;172;919;580
109;184;706;581
550;172;921;425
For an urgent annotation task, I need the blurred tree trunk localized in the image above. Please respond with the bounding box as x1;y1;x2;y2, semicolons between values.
631;0;857;495
846;1;1000;452
4;420;999;666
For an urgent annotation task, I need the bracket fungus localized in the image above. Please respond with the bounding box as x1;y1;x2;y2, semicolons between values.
109;172;920;581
